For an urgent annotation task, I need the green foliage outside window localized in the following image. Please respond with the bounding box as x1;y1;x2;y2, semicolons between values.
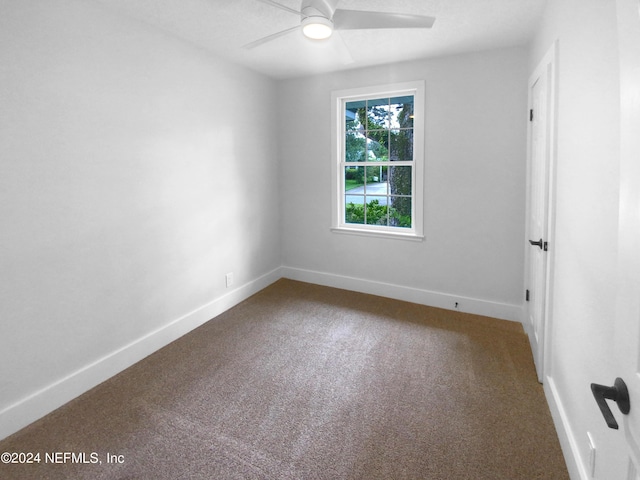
345;200;411;228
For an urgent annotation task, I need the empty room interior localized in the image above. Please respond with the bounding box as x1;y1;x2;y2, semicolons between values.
2;0;639;478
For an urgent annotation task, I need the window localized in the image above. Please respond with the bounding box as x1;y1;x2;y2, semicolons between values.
331;81;425;240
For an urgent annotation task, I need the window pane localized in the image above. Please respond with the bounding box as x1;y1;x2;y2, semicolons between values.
367;98;390;130
346;101;365;132
345;196;365;224
390;196;412;228
389;129;413;161
389;96;414;129
345;166;364;192
346;132;366;162
365;166;388;194
389;166;412;196
365;196;388;225
366;132;389;161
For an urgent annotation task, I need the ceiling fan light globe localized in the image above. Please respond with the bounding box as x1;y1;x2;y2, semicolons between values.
302;16;333;40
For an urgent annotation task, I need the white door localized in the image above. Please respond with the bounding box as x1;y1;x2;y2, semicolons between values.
526;45;556;382
597;0;640;477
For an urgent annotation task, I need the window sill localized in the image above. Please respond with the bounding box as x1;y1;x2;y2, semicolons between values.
331;226;425;242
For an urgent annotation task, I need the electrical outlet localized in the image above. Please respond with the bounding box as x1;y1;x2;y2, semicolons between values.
587;432;596;477
225;272;233;288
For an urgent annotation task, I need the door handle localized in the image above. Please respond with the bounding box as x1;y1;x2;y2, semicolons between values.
529;239;543;248
590;377;631;430
529;239;548;251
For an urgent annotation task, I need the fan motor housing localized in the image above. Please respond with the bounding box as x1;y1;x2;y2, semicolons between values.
301;0;335;19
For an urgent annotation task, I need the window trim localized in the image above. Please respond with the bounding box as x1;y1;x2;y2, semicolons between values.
331;81;425;241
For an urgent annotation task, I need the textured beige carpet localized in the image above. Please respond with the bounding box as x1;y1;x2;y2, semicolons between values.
0;279;568;479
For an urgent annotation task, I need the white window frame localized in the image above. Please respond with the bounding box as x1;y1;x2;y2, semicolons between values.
331;81;425;241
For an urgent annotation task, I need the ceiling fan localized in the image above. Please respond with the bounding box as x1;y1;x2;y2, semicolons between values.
244;0;435;50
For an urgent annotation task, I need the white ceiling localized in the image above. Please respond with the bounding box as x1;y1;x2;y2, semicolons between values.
93;0;547;79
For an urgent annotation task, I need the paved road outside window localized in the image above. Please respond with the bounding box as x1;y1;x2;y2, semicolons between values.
345;182;388;205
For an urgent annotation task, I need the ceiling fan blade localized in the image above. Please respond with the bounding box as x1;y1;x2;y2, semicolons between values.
243;25;301;49
253;0;302;16
333;31;354;65
333;9;435;30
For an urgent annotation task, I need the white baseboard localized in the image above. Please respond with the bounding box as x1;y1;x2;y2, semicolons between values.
0;267;283;442
544;376;587;480
281;266;523;323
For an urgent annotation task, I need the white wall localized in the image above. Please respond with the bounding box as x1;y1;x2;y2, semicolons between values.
278;48;528;321
528;1;622;478
0;0;281;439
